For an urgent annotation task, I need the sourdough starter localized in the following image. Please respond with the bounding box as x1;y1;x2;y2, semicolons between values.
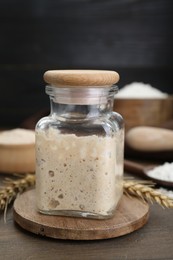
36;128;123;217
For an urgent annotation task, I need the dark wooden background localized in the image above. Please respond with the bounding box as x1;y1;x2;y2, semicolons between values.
0;0;173;127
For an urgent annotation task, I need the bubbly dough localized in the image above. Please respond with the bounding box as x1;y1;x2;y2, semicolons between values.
36;128;123;217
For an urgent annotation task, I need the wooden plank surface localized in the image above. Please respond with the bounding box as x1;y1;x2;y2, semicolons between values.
0;0;173;127
0;0;172;68
0;173;173;259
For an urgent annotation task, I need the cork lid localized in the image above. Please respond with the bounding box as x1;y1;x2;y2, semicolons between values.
43;70;120;87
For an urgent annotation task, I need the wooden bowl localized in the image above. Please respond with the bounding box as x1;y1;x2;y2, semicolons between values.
113;96;173;131
0;129;35;173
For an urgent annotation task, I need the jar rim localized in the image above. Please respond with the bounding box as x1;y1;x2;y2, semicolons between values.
45;85;118;105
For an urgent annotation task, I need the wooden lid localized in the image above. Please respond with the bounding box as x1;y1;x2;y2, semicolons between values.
43;70;120;87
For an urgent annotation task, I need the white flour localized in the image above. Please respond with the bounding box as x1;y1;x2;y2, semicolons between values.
157;188;173;199
147;162;173;199
116;82;168;99
147;162;173;182
0;128;35;145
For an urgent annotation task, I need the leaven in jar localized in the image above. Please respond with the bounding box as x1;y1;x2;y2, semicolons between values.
35;70;124;219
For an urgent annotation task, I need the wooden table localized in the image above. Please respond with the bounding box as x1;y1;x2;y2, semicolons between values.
1;174;173;260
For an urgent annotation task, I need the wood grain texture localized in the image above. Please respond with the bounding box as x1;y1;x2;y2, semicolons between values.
0;0;172;67
114;97;173;131
1;174;173;259
13;189;149;240
0;0;173;127
43;70;119;87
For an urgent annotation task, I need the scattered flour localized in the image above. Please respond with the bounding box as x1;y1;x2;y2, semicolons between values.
116;82;168;99
157;187;173;199
147;162;173;182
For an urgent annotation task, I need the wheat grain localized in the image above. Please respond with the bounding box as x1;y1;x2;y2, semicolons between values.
0;175;173;217
0;174;35;211
123;180;173;209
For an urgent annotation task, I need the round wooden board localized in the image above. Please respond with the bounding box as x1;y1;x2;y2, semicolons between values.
13;189;149;240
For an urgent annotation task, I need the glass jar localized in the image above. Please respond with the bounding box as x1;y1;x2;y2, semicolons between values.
35;70;124;219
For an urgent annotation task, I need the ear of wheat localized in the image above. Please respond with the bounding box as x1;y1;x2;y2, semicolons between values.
123;180;173;209
0;174;35;222
0;174;173;221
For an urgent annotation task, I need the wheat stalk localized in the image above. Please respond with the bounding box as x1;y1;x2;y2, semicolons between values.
0;175;173;219
123;180;173;208
0;174;35;221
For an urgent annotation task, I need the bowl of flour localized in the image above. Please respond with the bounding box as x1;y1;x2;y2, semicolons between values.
114;82;173;131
